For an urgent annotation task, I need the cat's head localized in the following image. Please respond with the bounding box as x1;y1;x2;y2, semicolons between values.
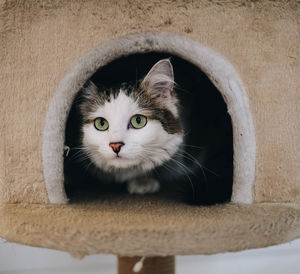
79;59;183;172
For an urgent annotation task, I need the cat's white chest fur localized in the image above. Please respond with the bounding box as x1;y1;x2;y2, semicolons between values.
127;178;160;194
112;167;145;182
98;168;160;194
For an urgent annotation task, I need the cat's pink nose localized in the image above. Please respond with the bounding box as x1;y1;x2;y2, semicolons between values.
109;142;124;154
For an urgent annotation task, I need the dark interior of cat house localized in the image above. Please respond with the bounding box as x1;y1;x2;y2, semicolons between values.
64;53;233;205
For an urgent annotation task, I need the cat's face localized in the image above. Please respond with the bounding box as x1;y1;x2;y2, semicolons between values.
80;59;183;172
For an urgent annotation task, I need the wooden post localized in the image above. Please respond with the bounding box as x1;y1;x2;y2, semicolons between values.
118;256;175;274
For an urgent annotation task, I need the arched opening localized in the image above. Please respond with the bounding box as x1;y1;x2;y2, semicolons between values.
64;52;233;205
42;32;255;204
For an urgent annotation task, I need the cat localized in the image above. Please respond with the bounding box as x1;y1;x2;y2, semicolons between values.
78;59;183;195
64;58;233;205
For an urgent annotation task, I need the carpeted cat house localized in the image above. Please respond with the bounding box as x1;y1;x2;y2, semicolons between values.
0;0;299;272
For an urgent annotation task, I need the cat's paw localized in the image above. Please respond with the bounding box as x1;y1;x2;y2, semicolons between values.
127;178;160;194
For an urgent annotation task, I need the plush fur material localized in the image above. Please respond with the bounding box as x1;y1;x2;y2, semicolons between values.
0;0;298;205
0;0;299;255
0;194;300;257
43;31;255;204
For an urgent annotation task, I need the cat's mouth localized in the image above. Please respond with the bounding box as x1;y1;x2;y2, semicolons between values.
113;154;123;159
108;155;138;169
110;154;129;162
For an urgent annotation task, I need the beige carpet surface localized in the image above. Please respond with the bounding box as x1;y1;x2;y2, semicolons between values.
0;0;299;204
1;194;300;257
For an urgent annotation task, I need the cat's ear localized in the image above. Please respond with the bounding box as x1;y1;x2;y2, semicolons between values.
80;81;99;100
141;59;174;97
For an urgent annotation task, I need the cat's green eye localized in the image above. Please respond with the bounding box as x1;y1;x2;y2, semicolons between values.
94;117;109;131
130;114;147;129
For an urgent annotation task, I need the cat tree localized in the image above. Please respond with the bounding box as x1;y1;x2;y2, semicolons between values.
0;1;299;273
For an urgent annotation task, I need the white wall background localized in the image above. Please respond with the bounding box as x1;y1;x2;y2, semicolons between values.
1;238;300;274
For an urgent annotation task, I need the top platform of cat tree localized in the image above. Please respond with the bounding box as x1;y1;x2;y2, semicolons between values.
1;194;300;257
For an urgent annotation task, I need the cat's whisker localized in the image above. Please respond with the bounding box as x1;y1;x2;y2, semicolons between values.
162;161;195;202
167;156;195;176
179;149;219;177
70;150;87;157
177;147;219;176
179;151;208;185
81;159;95;172
69;146;87;150
69;148;86;156
182;130;191;137
181;144;206;150
72;155;92;163
69;153;87;161
174;148;209;186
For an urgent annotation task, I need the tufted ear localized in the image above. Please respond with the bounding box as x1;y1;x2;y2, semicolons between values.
141;59;174;97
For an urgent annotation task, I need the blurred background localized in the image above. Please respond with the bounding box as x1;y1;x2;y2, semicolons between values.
1;237;299;274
